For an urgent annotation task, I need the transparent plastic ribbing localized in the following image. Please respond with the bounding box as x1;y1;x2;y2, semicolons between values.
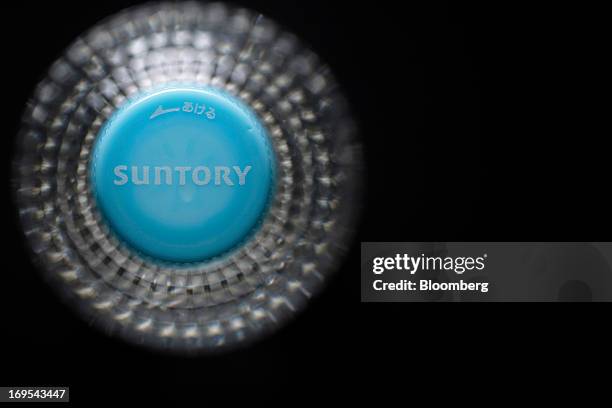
13;1;361;352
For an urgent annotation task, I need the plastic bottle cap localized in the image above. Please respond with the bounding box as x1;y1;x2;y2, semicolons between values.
90;87;275;263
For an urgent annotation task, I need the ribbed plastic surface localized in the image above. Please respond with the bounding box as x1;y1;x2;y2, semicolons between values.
13;1;361;352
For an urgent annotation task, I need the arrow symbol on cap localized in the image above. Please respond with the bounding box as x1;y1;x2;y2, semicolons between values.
149;105;180;119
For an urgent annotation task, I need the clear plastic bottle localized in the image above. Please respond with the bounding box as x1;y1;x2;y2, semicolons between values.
13;2;361;352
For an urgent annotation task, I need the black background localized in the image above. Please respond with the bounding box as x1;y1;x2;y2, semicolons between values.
1;0;608;403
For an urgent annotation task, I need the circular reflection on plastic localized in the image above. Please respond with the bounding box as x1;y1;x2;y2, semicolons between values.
13;1;361;353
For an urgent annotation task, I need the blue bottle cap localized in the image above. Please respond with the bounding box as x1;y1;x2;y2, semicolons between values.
90;87;276;263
